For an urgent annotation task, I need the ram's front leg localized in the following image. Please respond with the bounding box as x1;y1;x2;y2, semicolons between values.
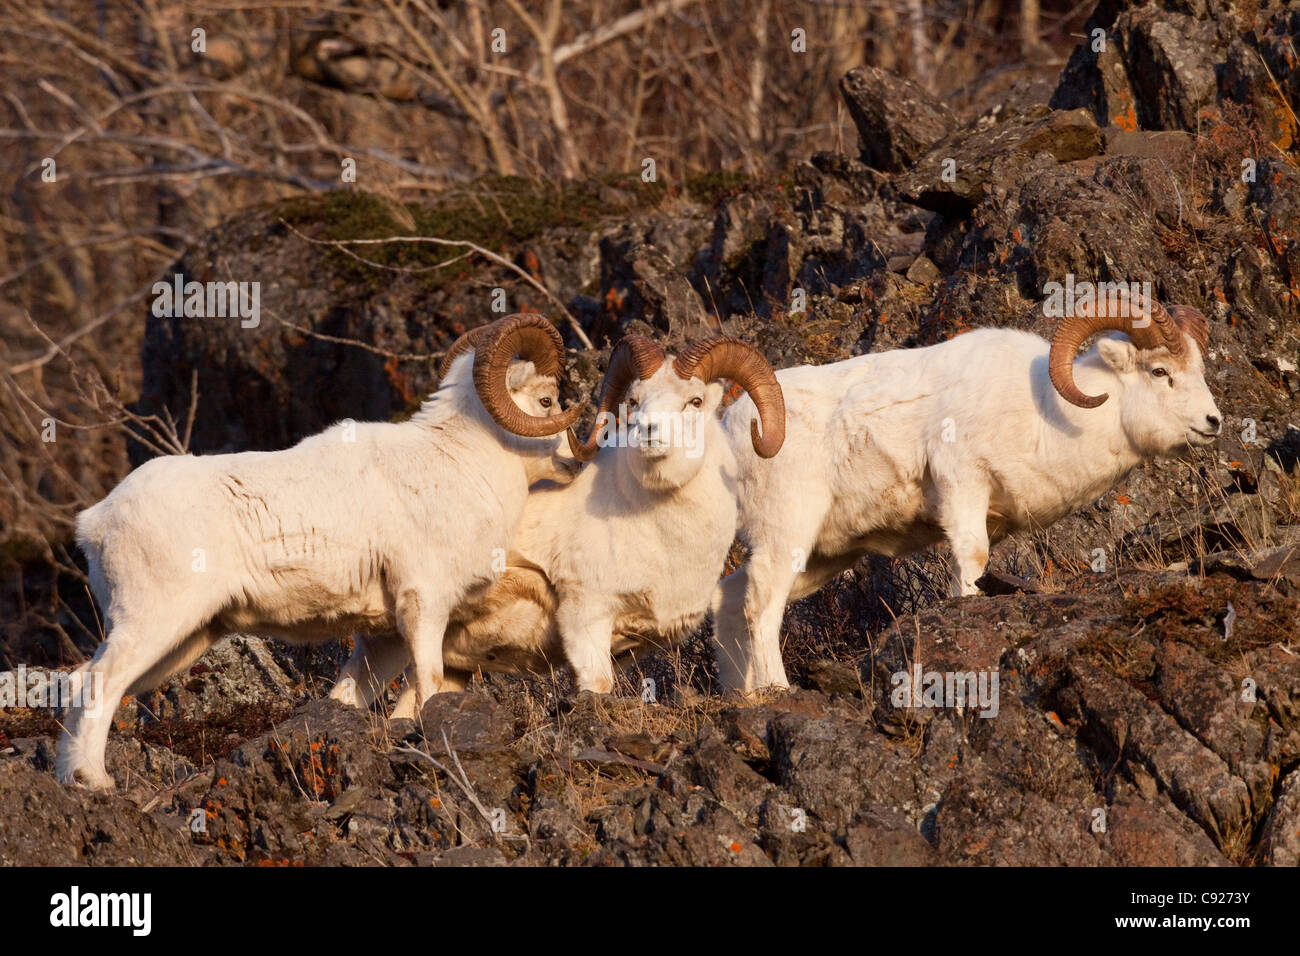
555;598;615;693
712;552;796;694
936;478;991;597
394;587;451;713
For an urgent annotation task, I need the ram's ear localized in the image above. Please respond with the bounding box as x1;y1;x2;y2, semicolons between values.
1097;336;1137;374
703;380;726;413
504;360;536;392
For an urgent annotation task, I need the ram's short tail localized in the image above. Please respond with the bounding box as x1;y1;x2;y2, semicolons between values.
74;501;113;614
75;501;107;554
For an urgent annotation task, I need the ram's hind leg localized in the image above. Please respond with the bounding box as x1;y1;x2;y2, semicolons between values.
58;621;214;790
730;550;862;690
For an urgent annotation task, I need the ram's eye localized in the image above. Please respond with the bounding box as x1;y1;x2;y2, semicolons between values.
1151;368;1167;378
539;396;553;408
690;397;703;408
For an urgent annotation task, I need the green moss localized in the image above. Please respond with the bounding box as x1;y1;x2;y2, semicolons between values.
275;179;627;294
270;168;789;296
682;168;757;204
279;189;403;241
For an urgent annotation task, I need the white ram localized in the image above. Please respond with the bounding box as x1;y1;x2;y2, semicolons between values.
335;334;785;704
59;314;584;787
712;294;1221;692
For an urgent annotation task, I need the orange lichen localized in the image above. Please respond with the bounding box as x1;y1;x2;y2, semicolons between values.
522;248;542;280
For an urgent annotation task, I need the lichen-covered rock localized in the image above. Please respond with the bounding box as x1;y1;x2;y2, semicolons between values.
839;66;957;172
1051;0;1299;144
1125;12;1221;130
896;106;1102;214
1260;771;1300;865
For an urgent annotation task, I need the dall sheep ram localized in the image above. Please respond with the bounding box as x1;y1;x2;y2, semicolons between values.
60;314;583;788
713;294;1221;692
334;334;785;705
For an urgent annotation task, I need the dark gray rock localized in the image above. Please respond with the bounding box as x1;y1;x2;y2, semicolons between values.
839;66;956;172
896;107;1101;215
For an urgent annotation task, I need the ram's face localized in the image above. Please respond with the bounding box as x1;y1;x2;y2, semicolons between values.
620;365;724;487
1099;335;1222;452
505;360;565;419
502;359;573;463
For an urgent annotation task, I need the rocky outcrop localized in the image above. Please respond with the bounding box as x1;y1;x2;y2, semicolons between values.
839;66;957;172
135;6;1297;472
2;568;1297;865
1051;0;1299;148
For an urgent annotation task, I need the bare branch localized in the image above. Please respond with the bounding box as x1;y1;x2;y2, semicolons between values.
280;220;595;349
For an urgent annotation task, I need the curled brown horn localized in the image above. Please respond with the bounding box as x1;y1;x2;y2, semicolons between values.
1168;304;1210;358
438;325;494;381
571;335;666;462
673;337;786;458
470;314;584;438
1048;287;1183;408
